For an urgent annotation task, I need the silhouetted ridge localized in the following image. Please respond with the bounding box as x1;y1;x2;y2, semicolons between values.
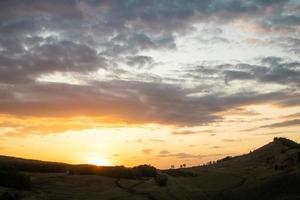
273;137;298;147
207;137;300;174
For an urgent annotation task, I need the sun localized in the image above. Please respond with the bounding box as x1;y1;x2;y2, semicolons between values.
90;156;111;166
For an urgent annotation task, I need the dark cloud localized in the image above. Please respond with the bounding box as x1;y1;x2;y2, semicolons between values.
224;70;254;83
0;0;295;63
197;36;231;45
0;39;106;84
125;55;154;69
0;0;298;86
236;60;300;87
259;13;300;34
188;57;300;88
101;33;176;56
0;81;219;125
277;37;300;54
0;0;299;131
0;80;298;127
276;95;300;107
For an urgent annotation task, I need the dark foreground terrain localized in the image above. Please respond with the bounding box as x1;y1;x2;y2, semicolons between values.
0;137;299;200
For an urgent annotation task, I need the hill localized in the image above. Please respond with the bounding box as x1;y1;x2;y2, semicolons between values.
0;137;299;200
165;137;300;200
206;137;300;173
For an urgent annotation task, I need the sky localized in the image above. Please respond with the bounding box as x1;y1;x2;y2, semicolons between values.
0;0;299;169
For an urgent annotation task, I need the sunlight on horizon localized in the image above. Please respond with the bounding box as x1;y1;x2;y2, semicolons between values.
88;156;112;166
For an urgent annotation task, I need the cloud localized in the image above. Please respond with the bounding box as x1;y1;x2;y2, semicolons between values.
0;0;299;135
125;56;154;69
0;80;299;129
185;57;300;89
283;37;300;54
244;118;300;131
260;119;300;128
224;58;300;87
159;152;202;159
210;146;223;149
222;139;242;142
159;150;170;155
221;108;261;116
0;114;105;136
149;139;165;143
158;151;233;159
142;149;153;154
258;11;300;35
253;131;285;136
126;139;143;143
172;129;214;135
0;39;106;84
282;112;300;119
0;1;296;76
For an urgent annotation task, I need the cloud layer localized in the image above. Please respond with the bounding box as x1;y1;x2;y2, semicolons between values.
0;0;300;135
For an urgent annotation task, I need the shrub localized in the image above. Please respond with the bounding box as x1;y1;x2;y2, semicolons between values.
0;169;31;190
217;156;232;163
0;192;19;200
133;165;157;177
155;174;168;186
164;169;196;177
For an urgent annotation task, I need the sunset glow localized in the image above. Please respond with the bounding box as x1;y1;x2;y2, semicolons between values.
89;156;111;166
0;0;300;169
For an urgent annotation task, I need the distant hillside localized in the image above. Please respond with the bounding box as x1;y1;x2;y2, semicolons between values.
0;155;70;173
0;137;299;200
212;137;300;173
164;137;300;200
1;137;299;173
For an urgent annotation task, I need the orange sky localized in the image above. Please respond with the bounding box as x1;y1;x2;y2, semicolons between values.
1;104;299;169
